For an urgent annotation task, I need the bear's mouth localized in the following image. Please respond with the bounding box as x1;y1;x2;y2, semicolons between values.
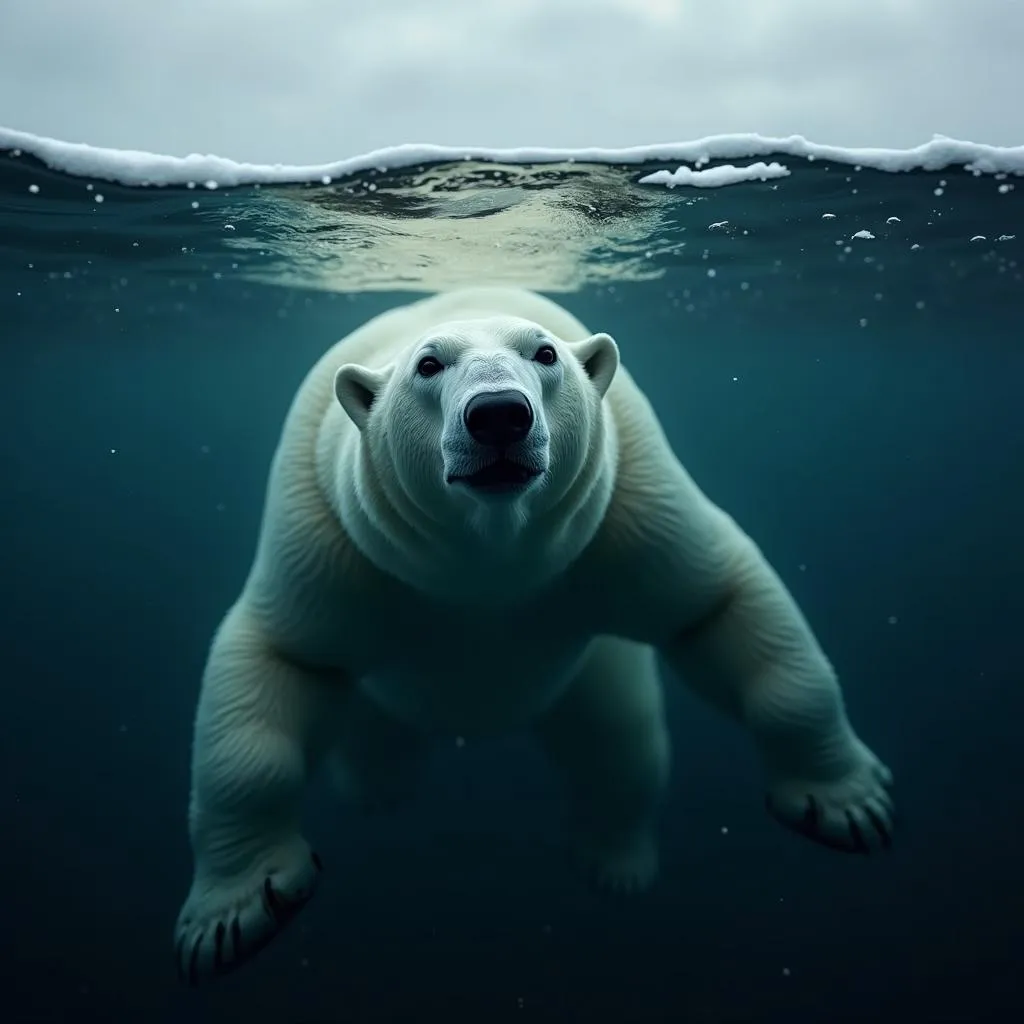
448;458;542;494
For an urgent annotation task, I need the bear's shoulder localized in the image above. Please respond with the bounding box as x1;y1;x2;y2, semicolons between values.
568;366;744;645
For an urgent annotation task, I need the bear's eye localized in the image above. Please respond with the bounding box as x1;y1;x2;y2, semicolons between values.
417;356;444;378
533;344;557;366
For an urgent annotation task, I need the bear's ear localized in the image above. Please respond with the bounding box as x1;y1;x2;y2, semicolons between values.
333;363;392;431
569;332;619;398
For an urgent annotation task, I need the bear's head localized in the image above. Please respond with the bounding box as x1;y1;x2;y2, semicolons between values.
333;315;618;582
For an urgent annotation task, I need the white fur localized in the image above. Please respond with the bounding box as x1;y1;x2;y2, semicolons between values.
174;288;894;985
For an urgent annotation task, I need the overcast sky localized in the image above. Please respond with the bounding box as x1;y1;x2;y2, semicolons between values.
0;0;1021;165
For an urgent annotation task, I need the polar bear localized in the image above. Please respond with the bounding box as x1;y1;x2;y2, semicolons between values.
173;288;894;985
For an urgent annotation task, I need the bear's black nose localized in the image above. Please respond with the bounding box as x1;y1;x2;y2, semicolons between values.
463;390;534;447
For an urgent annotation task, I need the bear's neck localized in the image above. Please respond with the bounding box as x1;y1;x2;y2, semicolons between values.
336;428;617;608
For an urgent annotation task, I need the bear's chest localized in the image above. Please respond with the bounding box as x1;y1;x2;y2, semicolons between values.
351;604;591;735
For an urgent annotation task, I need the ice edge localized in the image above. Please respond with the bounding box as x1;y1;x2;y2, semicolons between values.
1;126;1022;189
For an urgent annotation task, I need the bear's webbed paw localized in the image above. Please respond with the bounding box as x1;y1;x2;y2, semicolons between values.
174;836;323;986
765;742;895;854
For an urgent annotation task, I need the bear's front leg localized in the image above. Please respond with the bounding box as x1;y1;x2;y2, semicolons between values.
174;603;342;985
664;541;894;855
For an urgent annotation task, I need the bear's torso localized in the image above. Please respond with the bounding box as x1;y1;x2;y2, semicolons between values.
241;288;713;735
356;605;594;735
253;543;600;734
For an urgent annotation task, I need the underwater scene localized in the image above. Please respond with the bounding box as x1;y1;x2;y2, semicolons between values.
2;128;1022;1022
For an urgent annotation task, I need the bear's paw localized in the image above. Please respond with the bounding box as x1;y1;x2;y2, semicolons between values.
574;827;660;896
765;739;895;854
174;834;322;985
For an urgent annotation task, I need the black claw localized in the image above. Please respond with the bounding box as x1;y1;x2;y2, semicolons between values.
766;787;897;856
178;872;320;988
213;921;226;971
864;805;893;849
263;877;284;921
188;934;203;987
845;810;870;854
802;795;821;830
312;851;324;872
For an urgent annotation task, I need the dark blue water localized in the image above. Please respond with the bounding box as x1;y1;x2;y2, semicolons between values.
1;141;1022;1022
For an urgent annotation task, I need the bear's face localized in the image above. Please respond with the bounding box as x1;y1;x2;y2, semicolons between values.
333;315;619;530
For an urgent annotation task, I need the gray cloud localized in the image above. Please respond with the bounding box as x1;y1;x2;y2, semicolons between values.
0;0;1020;164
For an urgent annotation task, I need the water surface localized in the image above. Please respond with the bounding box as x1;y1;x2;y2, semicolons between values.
2;131;1022;1023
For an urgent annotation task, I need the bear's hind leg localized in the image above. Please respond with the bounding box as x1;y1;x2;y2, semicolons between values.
534;636;670;895
329;686;430;814
174;603;343;985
